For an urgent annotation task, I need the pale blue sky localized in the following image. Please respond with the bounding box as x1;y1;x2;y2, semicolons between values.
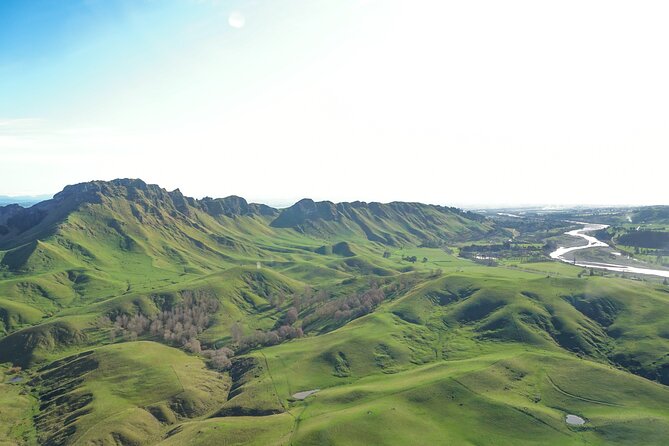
2;1;668;206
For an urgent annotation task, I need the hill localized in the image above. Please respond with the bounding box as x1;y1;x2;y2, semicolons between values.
1;179;669;445
271;198;493;246
0;195;51;207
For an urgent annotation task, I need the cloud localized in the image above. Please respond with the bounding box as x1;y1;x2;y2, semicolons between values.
0;118;117;155
0;118;45;132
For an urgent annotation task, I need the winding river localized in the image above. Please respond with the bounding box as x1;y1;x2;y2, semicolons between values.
550;223;669;279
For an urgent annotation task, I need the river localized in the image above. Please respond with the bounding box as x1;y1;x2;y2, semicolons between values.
550;223;669;279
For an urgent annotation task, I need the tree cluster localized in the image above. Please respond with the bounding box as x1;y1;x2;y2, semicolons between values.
267;287;329;312
108;295;219;351
460;242;545;263
302;286;385;326
202;346;235;370
384;273;422;294
237;324;304;350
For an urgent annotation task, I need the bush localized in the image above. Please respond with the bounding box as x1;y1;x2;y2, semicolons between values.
203;347;234;370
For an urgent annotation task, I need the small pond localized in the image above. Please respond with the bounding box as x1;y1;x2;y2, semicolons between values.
565;414;585;425
292;389;320;400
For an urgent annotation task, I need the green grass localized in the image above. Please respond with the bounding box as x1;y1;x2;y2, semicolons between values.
2;186;669;444
161;414;293;446
273;348;669;445
32;341;230;445
0;364;36;445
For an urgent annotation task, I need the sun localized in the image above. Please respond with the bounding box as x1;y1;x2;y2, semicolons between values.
228;11;245;29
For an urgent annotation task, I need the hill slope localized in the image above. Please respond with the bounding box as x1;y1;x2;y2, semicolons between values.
271;198;493;246
1;179;669;445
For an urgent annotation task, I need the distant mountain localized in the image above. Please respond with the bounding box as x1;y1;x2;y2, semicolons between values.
0;179;495;304
0;179;277;251
0;179;492;252
630;206;669;224
200;195;277;218
0;194;51;207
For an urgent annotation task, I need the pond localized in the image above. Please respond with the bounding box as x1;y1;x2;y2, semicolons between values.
292;389;320;400
565;414;585;425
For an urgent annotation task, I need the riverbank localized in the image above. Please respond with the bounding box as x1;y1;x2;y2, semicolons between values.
550;224;669;279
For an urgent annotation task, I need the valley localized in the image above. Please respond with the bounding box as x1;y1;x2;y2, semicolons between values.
1;180;669;445
551;222;669;278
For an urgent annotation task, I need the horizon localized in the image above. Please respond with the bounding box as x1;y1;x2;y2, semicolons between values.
0;177;662;210
2;1;668;205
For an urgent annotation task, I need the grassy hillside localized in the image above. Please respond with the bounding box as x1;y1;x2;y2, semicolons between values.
0;363;36;445
1;180;668;445
271;198;494;246
31;341;229;445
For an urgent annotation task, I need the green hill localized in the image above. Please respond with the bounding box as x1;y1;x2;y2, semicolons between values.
271;198;493;246
1;179;668;445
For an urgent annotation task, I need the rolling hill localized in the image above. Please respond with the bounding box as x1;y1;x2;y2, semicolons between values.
1;179;669;445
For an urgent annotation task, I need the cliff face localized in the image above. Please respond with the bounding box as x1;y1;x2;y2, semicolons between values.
200;195;277;218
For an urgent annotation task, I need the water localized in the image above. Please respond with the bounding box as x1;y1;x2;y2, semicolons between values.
292;389;320;400
549;224;609;260
550;224;669;279
565;414;585;425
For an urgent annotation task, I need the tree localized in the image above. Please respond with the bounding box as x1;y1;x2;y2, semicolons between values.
293;293;303;311
422;257;428;263
205;348;234;370
266;331;281;345
231;322;244;344
183;338;201;353
149;320;162;335
285;307;298;325
315;289;328;303
303;286;314;302
383;251;391;259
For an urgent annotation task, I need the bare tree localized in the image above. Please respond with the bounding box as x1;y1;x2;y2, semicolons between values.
230;322;244;344
285;307;298;325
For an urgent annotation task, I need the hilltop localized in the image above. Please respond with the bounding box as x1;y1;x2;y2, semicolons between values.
0;179;493;249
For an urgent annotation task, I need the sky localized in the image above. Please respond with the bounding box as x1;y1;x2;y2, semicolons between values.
1;0;668;207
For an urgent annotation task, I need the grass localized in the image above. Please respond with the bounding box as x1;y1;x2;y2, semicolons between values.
2;185;669;444
161;414;293;446
0;364;36;445
281;349;669;445
32;341;230;445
